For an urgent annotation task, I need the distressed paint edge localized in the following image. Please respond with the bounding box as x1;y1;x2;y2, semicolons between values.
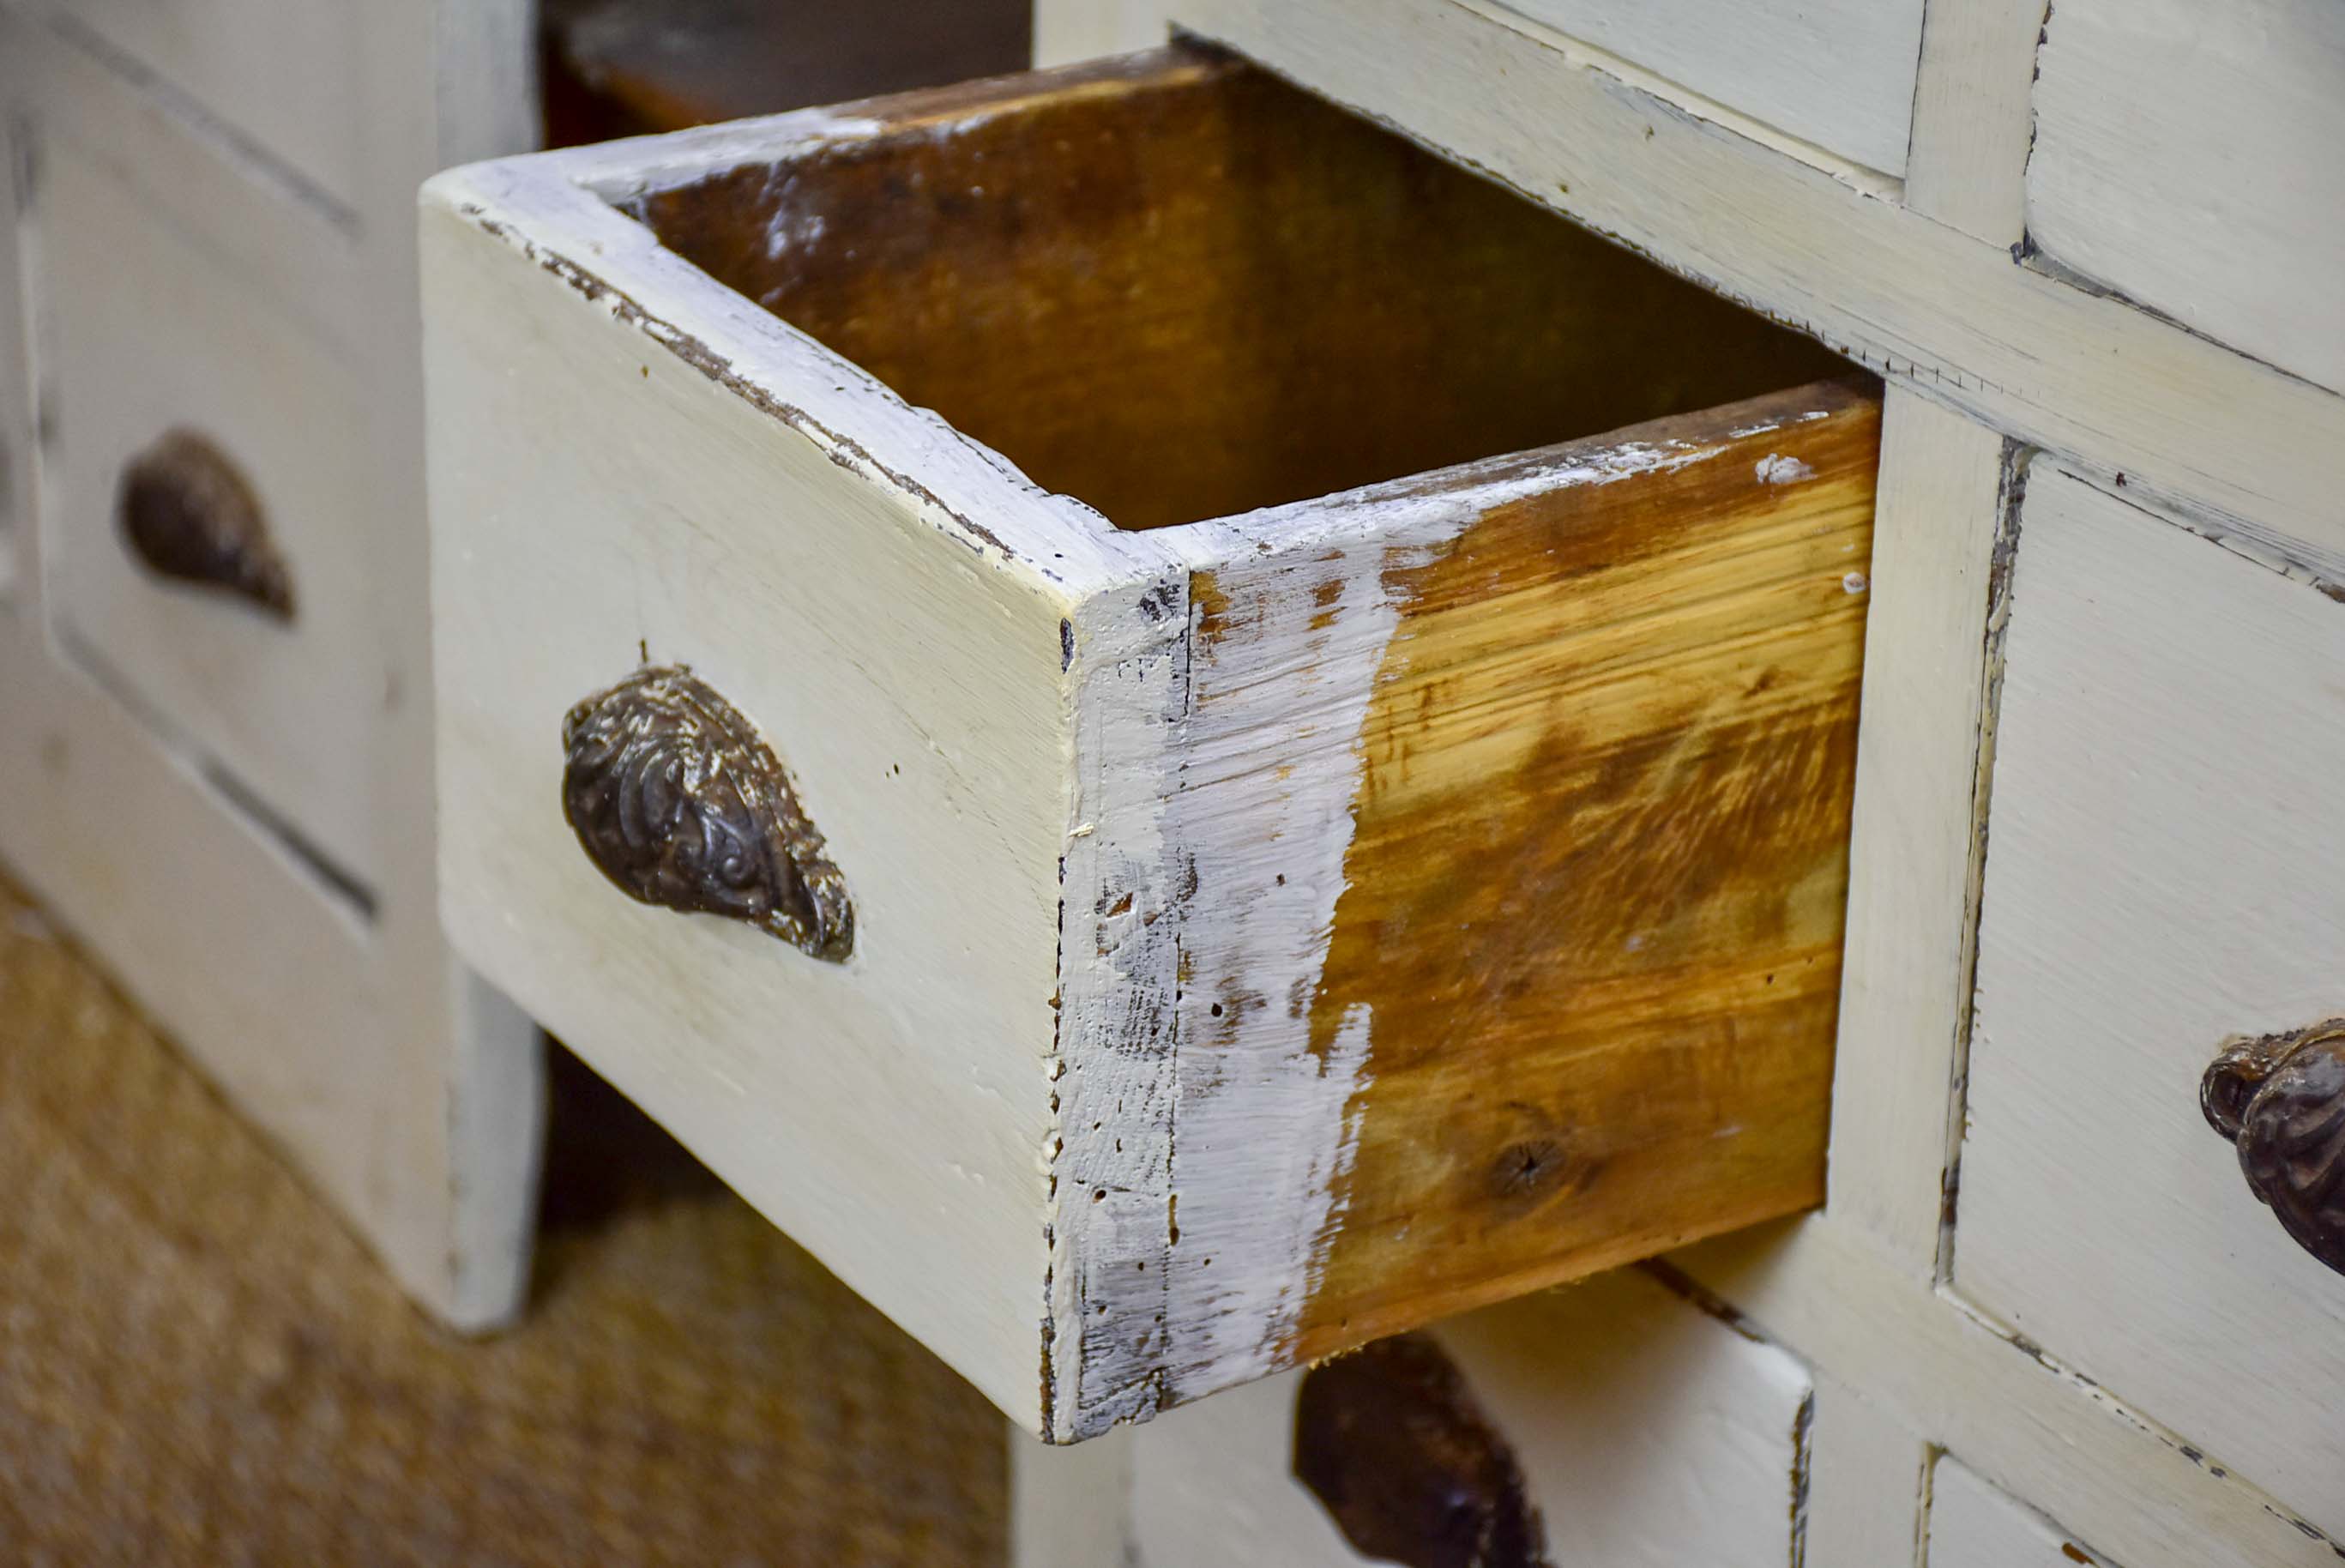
1052;381;1877;1436
417;160;1184;597
1049;568;1192;1441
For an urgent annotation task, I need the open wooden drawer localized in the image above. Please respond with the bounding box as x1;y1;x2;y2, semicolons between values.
422;45;1875;1440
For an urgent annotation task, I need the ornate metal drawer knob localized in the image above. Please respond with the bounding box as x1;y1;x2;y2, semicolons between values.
1293;1333;1550;1568
2203;1018;2345;1276
117;429;295;618
560;665;853;961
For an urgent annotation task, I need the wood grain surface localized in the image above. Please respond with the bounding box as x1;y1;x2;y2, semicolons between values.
633;51;1845;532
1188;383;1875;1369
430;47;1877;1438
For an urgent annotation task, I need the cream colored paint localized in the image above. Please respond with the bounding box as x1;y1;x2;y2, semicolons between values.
1904;0;2043;244
37;130;389;885
1681;1215;2342;1566
17;0;368;221
425;179;1077;1427
1032;0;1172;66
1824;389;2009;1272
1011;1424;1135;1567
1929;1455;2118;1568
1497;0;1923;175
1170;0;2345;570
1803;1372;1932;1568
1126;1269;1815;1568
2028;0;2345;397
0;5;543;1330
1957;463;2345;1538
425;89;1849;1438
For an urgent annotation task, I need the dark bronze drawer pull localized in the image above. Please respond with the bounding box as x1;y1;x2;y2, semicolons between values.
2203;1018;2345;1276
560;665;853;961
117;429;294;618
1293;1334;1548;1568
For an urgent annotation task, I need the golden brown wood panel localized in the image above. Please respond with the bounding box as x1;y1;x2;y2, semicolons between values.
631;50;1848;532
1203;383;1876;1364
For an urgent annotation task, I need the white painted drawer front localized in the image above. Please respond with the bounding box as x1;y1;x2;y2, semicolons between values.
1958;464;2345;1536
1498;0;1921;174
34;0;367;218
37;131;389;890
2029;0;2345;398
424;49;1872;1441
1928;1456;2117;1568
1130;1269;1814;1568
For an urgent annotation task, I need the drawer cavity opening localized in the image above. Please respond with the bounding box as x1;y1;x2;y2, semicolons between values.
616;47;1849;532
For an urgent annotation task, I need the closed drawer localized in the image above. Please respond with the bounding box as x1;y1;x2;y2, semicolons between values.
1958;465;2345;1534
35;129;389;894
423;46;1875;1438
1498;0;1923;174
1129;1268;1817;1567
2028;0;2345;397
34;0;367;217
1928;1456;2117;1568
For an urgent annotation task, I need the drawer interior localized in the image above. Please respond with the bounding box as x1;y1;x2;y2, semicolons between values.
623;50;1848;531
424;41;1878;1441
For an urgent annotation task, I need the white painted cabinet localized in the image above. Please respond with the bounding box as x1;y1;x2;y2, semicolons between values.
13;0;2334;1555
999;1;2345;1563
421;43;1876;1441
0;2;542;1330
1957;463;2345;1539
21;0;371;217
35;128;391;884
2027;0;2345;398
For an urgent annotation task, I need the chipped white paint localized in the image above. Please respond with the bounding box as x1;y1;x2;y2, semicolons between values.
1757;452;1816;484
1052;570;1190;1436
1124;426;1768;1418
1157;529;1408;1398
425;70;1854;1440
543;106;895;207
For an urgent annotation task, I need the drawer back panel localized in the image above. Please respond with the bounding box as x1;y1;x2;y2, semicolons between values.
627;52;1848;531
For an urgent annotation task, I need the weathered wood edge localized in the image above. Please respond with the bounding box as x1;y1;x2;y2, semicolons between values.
1052;571;1191;1439
1050;379;1872;1440
419;84;1200;600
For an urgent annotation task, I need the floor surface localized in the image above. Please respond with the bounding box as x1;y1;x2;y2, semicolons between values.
0;875;1005;1567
